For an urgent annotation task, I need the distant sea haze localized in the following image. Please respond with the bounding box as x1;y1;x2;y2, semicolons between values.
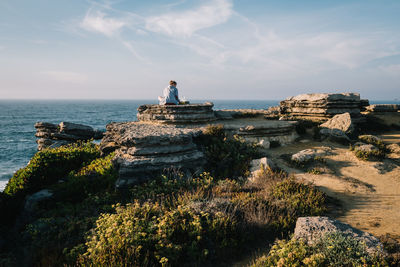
0;99;398;191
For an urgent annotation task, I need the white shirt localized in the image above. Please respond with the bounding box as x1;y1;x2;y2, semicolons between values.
163;85;179;104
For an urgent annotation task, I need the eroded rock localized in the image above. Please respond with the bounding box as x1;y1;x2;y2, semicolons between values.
291;147;332;164
294;216;384;255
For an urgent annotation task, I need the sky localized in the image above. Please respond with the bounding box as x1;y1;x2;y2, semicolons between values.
0;0;399;100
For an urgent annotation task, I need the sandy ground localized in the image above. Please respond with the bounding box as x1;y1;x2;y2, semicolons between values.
267;131;400;240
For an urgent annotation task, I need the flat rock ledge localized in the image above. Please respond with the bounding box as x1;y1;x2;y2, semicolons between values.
100;122;205;188
294;216;384;255
365;104;400;112
35;122;103;150
137;102;216;123
279;93;363;122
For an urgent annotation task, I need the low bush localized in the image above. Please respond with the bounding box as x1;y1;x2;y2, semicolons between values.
252;232;387;267
196;125;260;179
79;201;241;266
52;153;117;203
4;141;100;198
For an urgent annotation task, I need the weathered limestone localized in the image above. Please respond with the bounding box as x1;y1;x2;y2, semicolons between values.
319;112;356;143
291;147;332;164
34;122;103;150
294;217;384;255
220;119;299;148
280;93;363;122
365;104;400;112
249;157;279;178
100;122;205;188
137;103;216;123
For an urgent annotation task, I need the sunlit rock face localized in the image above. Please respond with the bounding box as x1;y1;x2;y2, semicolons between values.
137;103;216;124
34;121;103;150
100;122;205;188
279;93;363;122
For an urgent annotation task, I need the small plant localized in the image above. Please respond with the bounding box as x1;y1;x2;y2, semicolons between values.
196;125;260;180
308;168;322;175
252;232;387;267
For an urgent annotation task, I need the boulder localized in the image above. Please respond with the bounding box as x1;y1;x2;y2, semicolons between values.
294;216;384;255
320;112;355;134
291;147;331;164
249;157;279;176
387;143;400;154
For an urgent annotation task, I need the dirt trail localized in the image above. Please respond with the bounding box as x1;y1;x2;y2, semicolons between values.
267;132;400;240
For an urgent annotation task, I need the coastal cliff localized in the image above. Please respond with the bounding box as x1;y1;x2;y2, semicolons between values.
1;95;400;266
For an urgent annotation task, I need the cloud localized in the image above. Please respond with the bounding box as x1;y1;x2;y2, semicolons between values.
378;64;400;76
40;71;88;83
145;0;233;37
80;10;126;37
0;45;4;51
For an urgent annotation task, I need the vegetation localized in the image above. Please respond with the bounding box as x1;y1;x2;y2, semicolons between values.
0;134;330;266
350;135;387;161
4;141;99;198
195;124;260;179
252;232;387;267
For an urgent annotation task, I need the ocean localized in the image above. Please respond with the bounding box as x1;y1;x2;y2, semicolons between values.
0;99;280;191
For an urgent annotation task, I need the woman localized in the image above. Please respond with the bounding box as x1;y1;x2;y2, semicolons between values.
159;80;180;105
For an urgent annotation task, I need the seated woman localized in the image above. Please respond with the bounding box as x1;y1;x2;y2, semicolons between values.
159;80;180;105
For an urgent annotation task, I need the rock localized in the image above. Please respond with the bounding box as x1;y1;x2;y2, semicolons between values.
100;122;205;188
250;157;279;176
24;189;53;213
280;93;363;122
34;121;103;150
137;103;216;123
355;144;379;153
222;120;299;147
294;216;384;255
59;122;95;138
291;147;331;163
319;112;356;143
387;143;400;154
320;112;355;134
365;104;400;112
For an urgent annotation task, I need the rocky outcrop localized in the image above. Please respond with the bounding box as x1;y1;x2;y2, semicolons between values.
221;120;299;148
35;122;103;150
294;217;384;255
24;189;53;214
100;122;205;188
137;103;216;123
365;104;400;112
291;147;332;164
319;112;356;143
280;93;362;122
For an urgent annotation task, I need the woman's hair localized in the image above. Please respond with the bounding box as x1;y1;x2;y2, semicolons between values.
169;80;177;86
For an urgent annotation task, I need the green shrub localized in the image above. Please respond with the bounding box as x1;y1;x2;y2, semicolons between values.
52;153;117;203
359;135;386;151
354;148;385;161
252;232;387;267
196;125;260;179
269;178;326;231
4;142;100;198
79;201;240;266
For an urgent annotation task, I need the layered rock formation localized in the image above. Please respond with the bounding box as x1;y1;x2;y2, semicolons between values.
221;119;299;148
137;103;216;123
365;104;400;112
35;122;103;150
280;93;362;122
100;122;205;188
319;112;356;143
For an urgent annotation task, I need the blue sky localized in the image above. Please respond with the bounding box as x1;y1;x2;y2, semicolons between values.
0;0;399;100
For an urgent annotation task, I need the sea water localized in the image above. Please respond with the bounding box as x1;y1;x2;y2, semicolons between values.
0;99;279;191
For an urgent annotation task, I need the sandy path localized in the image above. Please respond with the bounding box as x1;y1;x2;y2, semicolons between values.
267;132;400;239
